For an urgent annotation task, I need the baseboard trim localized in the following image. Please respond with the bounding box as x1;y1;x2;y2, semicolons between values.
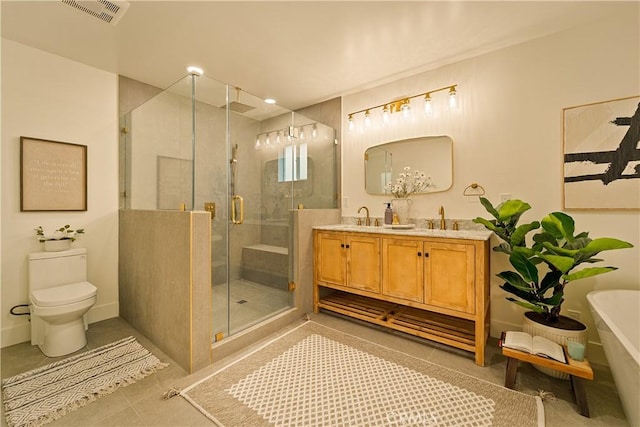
87;301;119;324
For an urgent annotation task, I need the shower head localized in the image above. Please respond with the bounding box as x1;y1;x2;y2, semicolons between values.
220;87;256;113
224;101;256;113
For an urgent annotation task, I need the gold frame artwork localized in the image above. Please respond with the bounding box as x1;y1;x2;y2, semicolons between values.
20;137;87;211
562;95;640;210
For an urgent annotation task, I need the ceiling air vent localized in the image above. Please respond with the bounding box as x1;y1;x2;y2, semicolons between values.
61;0;130;26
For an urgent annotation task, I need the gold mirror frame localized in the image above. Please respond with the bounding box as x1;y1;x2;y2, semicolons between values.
364;135;453;195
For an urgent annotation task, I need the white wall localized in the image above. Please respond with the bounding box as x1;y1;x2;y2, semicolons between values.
342;10;639;364
1;39;119;347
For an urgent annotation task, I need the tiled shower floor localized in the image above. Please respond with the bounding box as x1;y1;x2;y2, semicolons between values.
212;279;291;339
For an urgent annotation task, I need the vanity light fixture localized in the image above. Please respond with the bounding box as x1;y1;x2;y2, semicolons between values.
255;122;319;150
348;84;458;130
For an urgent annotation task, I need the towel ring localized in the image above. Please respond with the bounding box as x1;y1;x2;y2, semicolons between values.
463;183;485;196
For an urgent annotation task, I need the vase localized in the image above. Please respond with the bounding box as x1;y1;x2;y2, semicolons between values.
522;311;588;380
44;239;72;252
391;198;413;225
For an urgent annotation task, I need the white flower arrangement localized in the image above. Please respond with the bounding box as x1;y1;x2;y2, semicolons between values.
35;224;85;242
385;166;434;198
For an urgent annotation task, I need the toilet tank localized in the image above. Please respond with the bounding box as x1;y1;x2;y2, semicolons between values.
28;248;88;292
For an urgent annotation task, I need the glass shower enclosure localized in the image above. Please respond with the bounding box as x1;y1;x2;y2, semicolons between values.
121;72;337;341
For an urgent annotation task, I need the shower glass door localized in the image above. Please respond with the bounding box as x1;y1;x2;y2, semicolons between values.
218;88;295;338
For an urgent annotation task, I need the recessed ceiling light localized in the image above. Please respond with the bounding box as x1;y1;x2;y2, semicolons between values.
186;66;203;76
264;98;276;104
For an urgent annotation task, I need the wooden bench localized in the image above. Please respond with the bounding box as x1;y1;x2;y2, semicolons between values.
502;345;594;417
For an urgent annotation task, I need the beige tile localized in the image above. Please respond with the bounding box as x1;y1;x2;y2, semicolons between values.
1;315;630;427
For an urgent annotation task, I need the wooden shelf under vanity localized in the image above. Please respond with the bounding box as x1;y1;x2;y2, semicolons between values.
318;291;477;352
313;227;491;366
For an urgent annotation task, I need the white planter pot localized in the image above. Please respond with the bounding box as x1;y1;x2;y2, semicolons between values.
522;311;588;380
44;239;72;252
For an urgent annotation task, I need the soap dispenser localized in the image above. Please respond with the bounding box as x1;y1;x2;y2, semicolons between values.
384;203;393;225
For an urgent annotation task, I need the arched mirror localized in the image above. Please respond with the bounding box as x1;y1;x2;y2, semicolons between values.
364;135;453;194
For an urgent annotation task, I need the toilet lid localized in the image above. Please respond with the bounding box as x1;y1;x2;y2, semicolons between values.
31;281;97;307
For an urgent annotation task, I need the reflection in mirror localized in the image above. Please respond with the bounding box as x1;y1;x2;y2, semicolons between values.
365;135;453;195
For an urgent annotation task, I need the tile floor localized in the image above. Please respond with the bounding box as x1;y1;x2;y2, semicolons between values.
1;313;630;427
212;279;291;337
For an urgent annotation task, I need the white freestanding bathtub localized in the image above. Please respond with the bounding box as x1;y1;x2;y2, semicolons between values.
587;290;640;427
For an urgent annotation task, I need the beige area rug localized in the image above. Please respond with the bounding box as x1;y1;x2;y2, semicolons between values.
2;336;168;427
182;321;544;427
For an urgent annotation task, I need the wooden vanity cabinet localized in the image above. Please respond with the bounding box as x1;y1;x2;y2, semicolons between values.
314;229;490;366
382;238;475;314
315;231;381;293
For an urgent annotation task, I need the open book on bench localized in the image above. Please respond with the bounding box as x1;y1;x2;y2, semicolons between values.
501;331;567;363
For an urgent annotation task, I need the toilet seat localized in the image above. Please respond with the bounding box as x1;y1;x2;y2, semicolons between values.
31;281;97;307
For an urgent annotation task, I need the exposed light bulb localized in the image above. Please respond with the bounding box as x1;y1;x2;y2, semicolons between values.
255;136;261;150
382;105;390;124
364;110;372;127
265;133;271;146
299;127;305;139
276;131;281;144
401;100;411;120
424;93;432;115
312;124;318;138
449;86;458;109
348;114;355;131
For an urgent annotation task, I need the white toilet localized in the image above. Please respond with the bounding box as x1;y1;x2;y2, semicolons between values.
28;248;97;357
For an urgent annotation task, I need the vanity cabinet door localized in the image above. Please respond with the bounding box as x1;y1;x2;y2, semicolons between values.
316;232;380;293
346;235;381;293
316;232;346;286
423;242;475;314
382;238;423;302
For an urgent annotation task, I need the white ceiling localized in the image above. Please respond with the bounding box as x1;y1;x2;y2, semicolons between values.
1;1;632;111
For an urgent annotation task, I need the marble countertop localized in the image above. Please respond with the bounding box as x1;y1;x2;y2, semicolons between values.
313;224;493;241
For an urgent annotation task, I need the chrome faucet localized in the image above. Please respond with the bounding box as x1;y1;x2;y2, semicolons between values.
357;206;371;226
439;206;446;230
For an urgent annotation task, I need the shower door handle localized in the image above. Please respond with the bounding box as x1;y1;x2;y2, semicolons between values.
232;195;244;224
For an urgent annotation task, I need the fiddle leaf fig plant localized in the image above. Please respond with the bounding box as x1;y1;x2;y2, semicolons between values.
473;197;633;323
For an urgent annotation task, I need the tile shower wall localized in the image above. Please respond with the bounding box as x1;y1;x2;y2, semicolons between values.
119;210;212;373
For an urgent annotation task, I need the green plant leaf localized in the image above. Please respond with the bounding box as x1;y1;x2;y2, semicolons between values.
564;266;617;282
509;251;539;284
493;243;513;255
541;212;575;242
473;217;499;232
506;298;546;313
497;199;531;222
582;237;634;255
512;245;537;258
539;270;563;294
501;283;536;302
538;253;575;273
541;242;579;257
541;292;563;306
478;197;500;220
497;271;533;292
510;221;540;247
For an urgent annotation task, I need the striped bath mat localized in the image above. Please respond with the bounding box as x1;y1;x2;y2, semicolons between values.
2;336;168;427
